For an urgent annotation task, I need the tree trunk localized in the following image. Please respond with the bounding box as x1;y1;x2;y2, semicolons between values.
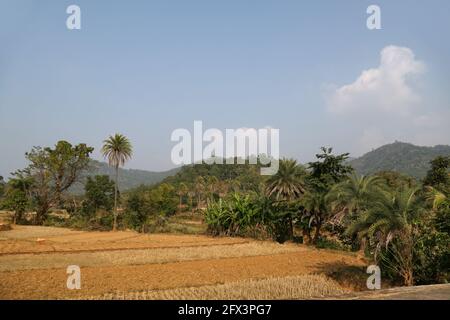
113;165;119;231
289;217;294;240
312;221;322;244
359;237;367;253
36;206;48;225
302;228;311;245
403;270;414;286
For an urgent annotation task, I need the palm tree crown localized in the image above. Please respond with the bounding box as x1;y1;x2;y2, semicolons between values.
101;134;133;169
266;158;306;201
327;174;385;217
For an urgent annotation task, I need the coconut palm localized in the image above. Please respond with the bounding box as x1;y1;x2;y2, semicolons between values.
101;133;132;231
345;187;423;286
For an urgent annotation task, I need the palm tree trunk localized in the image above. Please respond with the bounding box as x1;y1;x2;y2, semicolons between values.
113;165;118;231
313;220;322;244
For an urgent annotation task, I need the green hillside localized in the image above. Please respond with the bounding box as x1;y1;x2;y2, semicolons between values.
349;141;450;179
70;160;180;194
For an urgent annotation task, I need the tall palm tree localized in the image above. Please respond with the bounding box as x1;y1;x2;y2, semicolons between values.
266;158;307;239
101;133;132;231
345;187;423;286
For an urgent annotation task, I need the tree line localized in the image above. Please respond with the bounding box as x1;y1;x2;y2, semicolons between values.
0;139;448;287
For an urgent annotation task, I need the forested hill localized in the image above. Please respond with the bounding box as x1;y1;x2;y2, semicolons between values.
70;160;180;194
69;142;450;194
349;142;450;179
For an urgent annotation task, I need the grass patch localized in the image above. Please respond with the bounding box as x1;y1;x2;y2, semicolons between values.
87;274;348;300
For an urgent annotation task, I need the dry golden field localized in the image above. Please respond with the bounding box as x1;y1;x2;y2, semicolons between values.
0;225;367;300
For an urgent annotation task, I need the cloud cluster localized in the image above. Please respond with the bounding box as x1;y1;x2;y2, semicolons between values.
328;45;425;116
325;45;449;155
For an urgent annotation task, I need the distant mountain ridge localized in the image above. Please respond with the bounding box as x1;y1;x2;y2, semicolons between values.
67;142;450;194
70;160;180;194
349;142;450;179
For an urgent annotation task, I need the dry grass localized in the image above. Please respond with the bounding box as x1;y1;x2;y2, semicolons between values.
0;225;82;240
0;226;366;299
87;275;348;300
0;242;304;271
0;226;248;255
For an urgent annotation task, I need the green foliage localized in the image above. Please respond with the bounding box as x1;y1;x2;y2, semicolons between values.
423;156;450;192
413;218;450;284
266;159;306;201
307;147;353;190
375;171;417;190
2;177;30;224
121;183;178;232
204;193;296;243
163;159;265;193
346;187;425;286
81;175;115;218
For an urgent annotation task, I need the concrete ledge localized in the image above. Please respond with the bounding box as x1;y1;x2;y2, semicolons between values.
330;283;450;300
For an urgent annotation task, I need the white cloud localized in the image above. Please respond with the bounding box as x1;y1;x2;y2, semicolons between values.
323;45;450;156
327;45;425;116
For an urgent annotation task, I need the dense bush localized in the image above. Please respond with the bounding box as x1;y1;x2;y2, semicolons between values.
204;193;296;242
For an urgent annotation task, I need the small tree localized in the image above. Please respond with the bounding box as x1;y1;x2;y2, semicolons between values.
15;141;93;224
302;147;353;243
423;156;450;193
82;175;115;218
3;177;31;224
124;188;149;232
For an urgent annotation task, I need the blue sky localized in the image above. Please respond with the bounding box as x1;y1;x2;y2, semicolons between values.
1;0;449;176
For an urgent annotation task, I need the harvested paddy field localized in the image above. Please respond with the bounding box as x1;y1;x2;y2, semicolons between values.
0;226;367;300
